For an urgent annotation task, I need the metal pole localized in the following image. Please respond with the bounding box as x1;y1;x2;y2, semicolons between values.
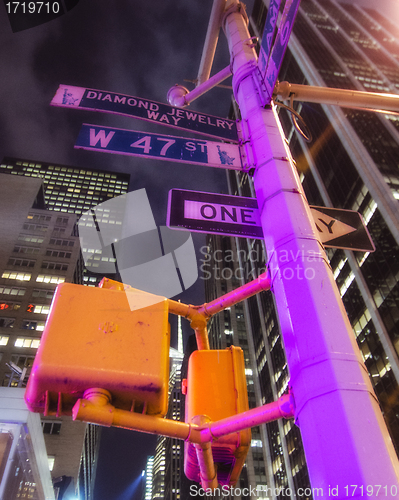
201;393;295;441
197;0;227;86
167;272;270;350
167;65;232;107
222;0;399;494
276;81;399;113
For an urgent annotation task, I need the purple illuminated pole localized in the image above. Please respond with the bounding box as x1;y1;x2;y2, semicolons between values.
222;0;399;495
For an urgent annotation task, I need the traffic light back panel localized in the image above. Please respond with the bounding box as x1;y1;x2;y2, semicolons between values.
24;282;170;417
184;346;251;486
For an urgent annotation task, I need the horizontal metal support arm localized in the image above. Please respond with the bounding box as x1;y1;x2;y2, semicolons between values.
169;272;271;320
72;389;193;440
200;392;295;442
276;81;399;113
72;389;293;489
72;388;294;443
168;272;271;350
198;271;271;317
168;65;232;108
102;273;271;351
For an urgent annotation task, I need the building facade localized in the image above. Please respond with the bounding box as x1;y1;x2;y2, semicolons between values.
143;456;155;500
1;157;130;217
0;387;56;500
152;316;184;500
0;173;87;499
0;157;130;499
163;351;184;500
202;1;399;498
0;157;130;289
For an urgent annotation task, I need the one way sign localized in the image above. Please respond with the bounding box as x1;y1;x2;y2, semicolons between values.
168;189;375;252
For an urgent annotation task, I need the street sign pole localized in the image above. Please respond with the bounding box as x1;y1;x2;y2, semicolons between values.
222;0;399;493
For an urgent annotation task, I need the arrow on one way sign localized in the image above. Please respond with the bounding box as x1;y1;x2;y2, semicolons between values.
309;206;375;252
311;208;356;240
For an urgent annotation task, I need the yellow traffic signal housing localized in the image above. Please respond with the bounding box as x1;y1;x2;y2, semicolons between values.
184;346;251;486
25;282;170;417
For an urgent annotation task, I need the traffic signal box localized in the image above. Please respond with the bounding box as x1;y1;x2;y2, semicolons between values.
25;282;170;417
184;346;251;486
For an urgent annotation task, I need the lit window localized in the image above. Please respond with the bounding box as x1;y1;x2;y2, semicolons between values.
340;272;355;297
48;457;55;471
36;275;65;285
15;338;40;348
18;235;44;244
0;286;25;296
0;302;20;311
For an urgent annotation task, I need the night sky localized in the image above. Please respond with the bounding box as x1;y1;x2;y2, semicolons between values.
1;1;398;499
0;1;240;498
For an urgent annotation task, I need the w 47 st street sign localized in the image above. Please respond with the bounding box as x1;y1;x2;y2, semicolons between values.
75;124;243;170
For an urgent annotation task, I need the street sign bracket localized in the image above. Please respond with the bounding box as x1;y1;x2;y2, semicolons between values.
237;118;256;173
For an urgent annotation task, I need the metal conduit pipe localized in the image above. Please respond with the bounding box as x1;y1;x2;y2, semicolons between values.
200;392;295;442
197;0;227;86
167;300;210;350
198;272;271;317
195;442;219;490
167;65;232;108
168;273;271;350
167;299;192;318
191;323;210;351
72;389;192;441
72;390;295;444
192;415;218;490
276;81;399;113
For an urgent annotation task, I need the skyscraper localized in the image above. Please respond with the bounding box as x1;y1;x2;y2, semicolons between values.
152;316;184;500
163;350;184;500
0;173;86;499
144;456;155;500
203;0;399;497
1;157;131;288
1;157;130;217
0;157;130;499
